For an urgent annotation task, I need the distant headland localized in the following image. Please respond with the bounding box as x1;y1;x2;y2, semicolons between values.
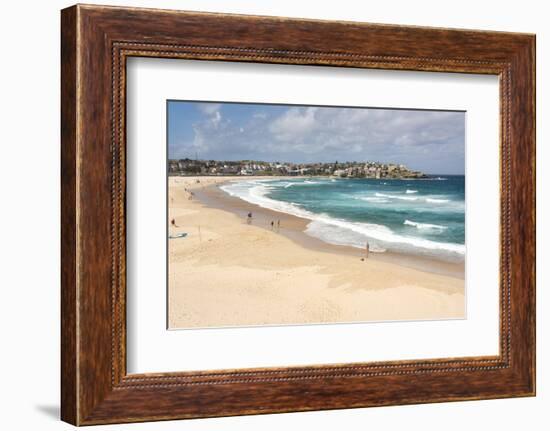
168;158;427;179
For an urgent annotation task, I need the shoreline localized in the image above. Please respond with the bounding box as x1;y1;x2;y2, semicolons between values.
168;176;465;329
191;176;464;280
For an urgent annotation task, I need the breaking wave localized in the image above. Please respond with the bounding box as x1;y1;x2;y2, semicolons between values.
221;180;465;261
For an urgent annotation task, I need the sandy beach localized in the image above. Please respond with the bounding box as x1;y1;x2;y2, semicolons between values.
168;176;465;329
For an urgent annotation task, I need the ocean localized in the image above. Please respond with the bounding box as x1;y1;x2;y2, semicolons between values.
221;176;465;263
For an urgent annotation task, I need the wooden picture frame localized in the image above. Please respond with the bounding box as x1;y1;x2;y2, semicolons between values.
61;4;535;425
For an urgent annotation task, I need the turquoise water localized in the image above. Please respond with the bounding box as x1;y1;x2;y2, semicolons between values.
221;176;465;262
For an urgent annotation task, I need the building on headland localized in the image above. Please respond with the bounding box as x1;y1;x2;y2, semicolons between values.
168;158;427;179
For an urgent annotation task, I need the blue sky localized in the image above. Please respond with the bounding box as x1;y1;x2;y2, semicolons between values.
168;101;465;174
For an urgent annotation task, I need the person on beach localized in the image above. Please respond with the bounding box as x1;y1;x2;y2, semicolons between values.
247;212;253;224
365;241;370;259
270;221;274;230
277;220;280;232
171;218;177;228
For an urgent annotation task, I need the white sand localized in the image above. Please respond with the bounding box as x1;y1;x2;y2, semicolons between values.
168;176;465;328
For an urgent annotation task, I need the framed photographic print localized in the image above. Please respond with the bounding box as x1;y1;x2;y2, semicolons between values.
61;4;536;425
165;100;466;330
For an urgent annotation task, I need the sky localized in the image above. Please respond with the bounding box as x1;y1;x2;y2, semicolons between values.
168;101;465;175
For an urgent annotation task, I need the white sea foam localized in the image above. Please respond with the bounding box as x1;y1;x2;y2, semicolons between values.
305;217;464;259
221;180;465;260
279;180;322;188
404;220;447;230
406;189;418;194
357;197;389;203
426;198;450;203
305;221;387;253
221;181;314;220
375;192;418;201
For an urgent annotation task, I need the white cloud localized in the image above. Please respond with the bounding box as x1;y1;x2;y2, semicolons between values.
211;111;222;128
196;103;221;115
171;104;465;174
269;107;318;141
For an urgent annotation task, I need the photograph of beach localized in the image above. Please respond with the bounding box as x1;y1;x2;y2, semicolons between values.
167;101;466;329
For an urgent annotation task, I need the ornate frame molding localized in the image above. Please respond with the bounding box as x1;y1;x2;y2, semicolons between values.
61;5;535;425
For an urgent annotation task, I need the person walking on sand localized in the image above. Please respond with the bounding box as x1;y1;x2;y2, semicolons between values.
277;220;280;232
270;220;274;230
247;212;253;225
171;218;177;228
365;241;370;259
